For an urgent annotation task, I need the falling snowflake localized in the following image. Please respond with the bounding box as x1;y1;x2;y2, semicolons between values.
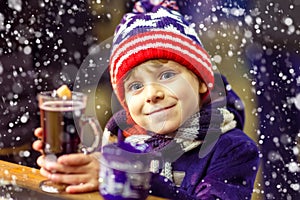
294;93;300;110
8;0;22;12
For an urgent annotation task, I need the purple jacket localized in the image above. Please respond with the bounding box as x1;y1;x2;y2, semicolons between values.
103;75;259;199
149;128;259;200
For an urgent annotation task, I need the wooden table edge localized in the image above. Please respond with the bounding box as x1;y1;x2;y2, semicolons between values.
0;160;167;200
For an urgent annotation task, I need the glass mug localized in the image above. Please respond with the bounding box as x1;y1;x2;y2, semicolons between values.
38;91;101;193
99;143;161;200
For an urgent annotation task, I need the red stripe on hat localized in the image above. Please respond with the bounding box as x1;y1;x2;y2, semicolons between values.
113;42;213;84
117;33;212;68
111;31;212;80
111;30;211;66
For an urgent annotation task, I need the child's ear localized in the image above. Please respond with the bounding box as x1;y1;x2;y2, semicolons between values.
199;82;208;94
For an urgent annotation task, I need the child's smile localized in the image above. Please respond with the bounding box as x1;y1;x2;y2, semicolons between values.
144;103;177;124
145;104;176;116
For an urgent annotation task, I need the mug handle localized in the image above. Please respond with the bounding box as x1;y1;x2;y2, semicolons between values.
79;116;102;154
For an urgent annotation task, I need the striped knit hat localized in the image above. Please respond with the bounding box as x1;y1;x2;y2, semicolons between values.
109;0;214;107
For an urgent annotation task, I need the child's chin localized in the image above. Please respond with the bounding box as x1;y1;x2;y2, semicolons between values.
148;124;179;135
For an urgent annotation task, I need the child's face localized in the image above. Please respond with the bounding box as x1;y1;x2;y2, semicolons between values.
124;60;207;134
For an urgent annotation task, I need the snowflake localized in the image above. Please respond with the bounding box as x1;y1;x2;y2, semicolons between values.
8;0;22;12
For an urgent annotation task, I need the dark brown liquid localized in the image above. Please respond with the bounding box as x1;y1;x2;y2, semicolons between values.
40;101;84;157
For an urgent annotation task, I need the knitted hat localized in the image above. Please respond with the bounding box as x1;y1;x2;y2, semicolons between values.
109;0;214;107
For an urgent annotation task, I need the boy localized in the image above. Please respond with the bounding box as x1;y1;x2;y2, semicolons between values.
33;0;259;199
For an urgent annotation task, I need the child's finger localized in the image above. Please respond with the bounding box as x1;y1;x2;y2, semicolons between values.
65;182;98;194
43;161;88;174
57;153;99;166
50;173;85;185
32;140;43;152
36;155;45;167
34;127;43;138
39;167;52;178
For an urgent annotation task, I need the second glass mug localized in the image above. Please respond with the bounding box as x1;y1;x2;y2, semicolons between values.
38;91;101;193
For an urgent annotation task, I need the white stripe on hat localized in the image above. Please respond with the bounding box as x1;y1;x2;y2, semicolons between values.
110;30;212;86
112;42;213;86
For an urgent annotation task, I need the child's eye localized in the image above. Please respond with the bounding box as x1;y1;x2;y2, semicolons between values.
161;71;176;80
128;82;143;91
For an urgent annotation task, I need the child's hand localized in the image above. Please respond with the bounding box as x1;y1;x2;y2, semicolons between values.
32;127;44;153
37;152;100;193
32;128;100;193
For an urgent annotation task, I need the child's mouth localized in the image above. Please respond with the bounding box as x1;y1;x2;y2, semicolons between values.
146;104;176;115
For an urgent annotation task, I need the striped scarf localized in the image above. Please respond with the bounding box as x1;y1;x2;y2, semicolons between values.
102;105;237;182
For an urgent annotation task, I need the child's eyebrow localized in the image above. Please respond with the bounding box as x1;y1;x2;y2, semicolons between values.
123;69;140;83
142;62;164;68
123;60;173;83
123;72;135;83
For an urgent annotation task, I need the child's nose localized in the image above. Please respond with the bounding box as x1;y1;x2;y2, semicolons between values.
145;84;164;103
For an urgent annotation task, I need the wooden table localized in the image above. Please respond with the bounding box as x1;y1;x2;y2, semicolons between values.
0;160;166;200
